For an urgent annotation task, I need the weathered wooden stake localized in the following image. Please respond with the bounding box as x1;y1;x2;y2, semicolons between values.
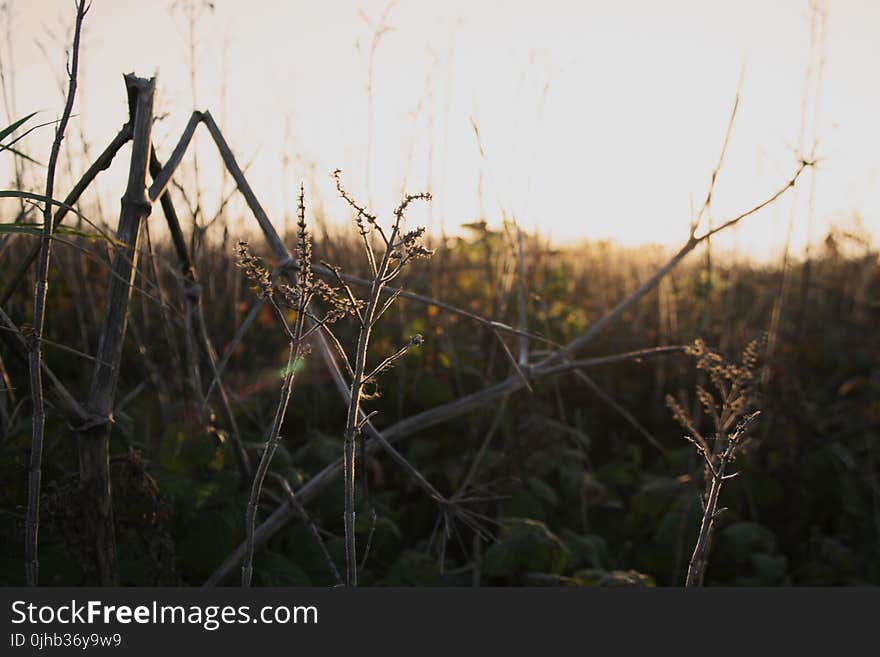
77;74;155;585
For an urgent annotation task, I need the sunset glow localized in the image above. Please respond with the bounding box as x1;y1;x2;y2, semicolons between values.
2;0;878;256
2;0;879;597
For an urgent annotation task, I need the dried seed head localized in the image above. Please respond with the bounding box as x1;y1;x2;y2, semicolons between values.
333;168;378;234
236;241;273;299
277;282;303;309
674;338;764;461
313;278;364;324
666;394;690;430
294;182;314;295
394;192;432;222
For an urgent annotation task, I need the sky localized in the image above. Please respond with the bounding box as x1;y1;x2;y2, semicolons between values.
1;0;878;259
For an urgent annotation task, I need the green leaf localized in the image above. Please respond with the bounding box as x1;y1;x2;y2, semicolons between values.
277;525;342;586
482;518;569;579
0;223;43;235
381;551;442;586
253;552;312;586
573;568;655;587
750;553;788;584
177;508;242;582
0;191;99;232
562;530;609;570
721;521;777;561
0;112;38;143
500;489;547;520
0;144;43;166
632;476;686;519
0;221;126;247
1;114;66;164
527;477;559;507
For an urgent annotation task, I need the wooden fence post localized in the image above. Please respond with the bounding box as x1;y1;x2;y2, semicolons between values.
77;74;155;585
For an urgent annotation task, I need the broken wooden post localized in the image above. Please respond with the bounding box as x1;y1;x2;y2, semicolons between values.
77;74;155;585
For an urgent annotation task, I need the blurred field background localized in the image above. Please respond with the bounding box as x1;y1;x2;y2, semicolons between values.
0;0;878;586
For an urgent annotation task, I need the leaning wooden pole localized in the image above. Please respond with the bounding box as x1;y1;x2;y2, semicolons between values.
77;74;155;585
0;122;132;307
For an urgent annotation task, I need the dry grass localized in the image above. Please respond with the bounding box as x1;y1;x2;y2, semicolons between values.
0;4;876;588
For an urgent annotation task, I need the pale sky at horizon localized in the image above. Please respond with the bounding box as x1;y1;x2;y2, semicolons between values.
1;0;878;260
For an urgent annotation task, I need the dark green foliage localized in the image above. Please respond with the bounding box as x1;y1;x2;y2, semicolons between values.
482;519;569;582
0;223;877;586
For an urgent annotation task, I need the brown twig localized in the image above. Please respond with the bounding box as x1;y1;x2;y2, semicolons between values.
25;0;88;586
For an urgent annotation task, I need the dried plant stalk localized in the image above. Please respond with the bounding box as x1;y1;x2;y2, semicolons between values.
331;170;432;586
77;74;156;586
25;0;88;586
239;188;314;586
241;343;297;587
667;339;763;586
86;83;806;587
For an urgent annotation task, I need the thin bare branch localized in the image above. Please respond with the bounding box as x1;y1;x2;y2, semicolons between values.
270;474;343;586
26;0;87;586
